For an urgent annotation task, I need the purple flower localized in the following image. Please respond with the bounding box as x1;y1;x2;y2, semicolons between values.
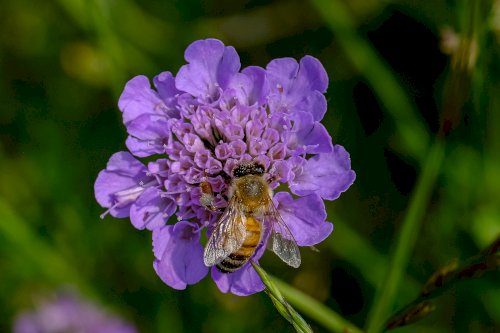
13;291;137;333
94;38;356;296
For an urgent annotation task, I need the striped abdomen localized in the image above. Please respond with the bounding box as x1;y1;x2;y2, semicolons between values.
216;215;261;273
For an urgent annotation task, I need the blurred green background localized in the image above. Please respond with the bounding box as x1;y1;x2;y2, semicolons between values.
1;0;499;332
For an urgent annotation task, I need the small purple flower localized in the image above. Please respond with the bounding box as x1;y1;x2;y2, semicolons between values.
94;38;356;296
13;291;137;333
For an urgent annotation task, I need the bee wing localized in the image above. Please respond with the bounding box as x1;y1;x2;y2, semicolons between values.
203;196;247;267
265;198;301;268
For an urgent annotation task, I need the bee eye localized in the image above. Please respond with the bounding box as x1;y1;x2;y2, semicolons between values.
233;163;266;177
233;165;246;178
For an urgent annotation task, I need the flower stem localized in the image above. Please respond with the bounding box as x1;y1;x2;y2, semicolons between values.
251;262;313;333
272;276;364;333
365;140;445;333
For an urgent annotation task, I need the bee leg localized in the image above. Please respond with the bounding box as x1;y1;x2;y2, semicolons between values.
200;193;216;211
200;196;223;212
200;178;224;212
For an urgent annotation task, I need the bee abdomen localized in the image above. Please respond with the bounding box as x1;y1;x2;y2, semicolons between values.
216;217;261;274
216;253;249;273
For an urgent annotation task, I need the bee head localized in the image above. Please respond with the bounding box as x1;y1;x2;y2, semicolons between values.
233;163;265;178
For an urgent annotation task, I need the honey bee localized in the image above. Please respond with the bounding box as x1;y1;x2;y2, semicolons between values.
201;162;301;273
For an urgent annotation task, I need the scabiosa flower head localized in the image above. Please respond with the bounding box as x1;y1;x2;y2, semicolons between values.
13;291;137;333
94;38;356;296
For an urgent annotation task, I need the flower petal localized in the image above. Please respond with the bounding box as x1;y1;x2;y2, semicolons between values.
94;152;150;218
218;46;241;90
297;121;333;154
274;192;332;246
118;76;162;125
130;187;176;230
153;71;181;114
227;66;268;106
290;145;356;200
266;57;299;92
292;56;328;94
294;90;327;121
153;222;208;290
285;112;333;155
211;263;265;296
125;114;171;157
176;39;240;100
266;56;328;120
152;224;169;260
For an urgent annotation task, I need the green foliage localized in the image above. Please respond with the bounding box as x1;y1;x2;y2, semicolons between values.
1;0;499;332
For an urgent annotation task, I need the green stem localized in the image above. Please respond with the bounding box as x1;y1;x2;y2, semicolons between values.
272;276;364;333
310;0;429;160
365;140;445;333
252;262;313;333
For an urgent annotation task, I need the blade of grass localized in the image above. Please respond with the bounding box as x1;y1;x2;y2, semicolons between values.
310;0;429;161
365;139;445;333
